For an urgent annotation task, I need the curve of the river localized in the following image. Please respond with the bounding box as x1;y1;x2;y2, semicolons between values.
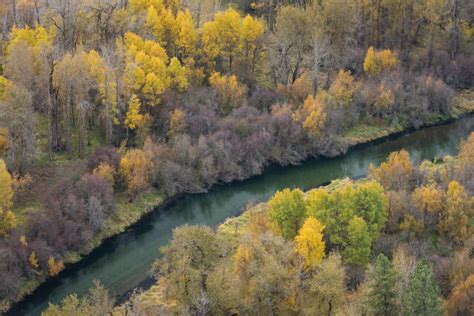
9;115;474;315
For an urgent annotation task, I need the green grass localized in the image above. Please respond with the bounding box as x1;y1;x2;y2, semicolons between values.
342;123;402;146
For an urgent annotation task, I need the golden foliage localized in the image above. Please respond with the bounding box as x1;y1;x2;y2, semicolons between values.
411;185;444;215
447;274;474;315
29;251;39;269
20;235;27;247
363;47;398;76
202;8;264;71
125;94;144;130
369;150;413;190
0;127;10;158
294;216;326;269
438;181;471;241
209;72;247;114
120;148;154;197
93;163;115;186
234;244;253;277
48;256;64;276
168;109;187;139
329;69;355;106
301;92;327;138
0;159;16;237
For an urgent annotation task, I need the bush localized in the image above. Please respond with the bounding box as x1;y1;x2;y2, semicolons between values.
87;146;121;172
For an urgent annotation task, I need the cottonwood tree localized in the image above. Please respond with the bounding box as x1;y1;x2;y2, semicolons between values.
0;84;36;172
267;188;306;239
294;216;325;269
301;253;346;315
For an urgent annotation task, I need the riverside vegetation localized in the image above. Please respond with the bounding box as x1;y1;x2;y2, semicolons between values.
0;0;473;313
45;133;474;315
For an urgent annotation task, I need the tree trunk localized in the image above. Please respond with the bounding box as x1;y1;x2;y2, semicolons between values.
11;0;17;25
450;0;460;59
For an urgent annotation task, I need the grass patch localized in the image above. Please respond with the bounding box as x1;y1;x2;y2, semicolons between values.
342;123;402;146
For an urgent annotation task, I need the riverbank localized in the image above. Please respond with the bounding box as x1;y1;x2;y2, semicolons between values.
5;90;474;314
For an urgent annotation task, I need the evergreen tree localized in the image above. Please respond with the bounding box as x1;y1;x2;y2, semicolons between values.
401;259;442;316
366;254;398;315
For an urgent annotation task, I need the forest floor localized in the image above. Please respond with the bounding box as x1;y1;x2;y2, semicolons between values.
8;89;474;312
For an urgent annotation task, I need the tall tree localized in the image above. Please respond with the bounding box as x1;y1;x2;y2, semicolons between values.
294;216;325;269
366;254;399;315
302;253;346;315
438;181;471;241
401;259;442;316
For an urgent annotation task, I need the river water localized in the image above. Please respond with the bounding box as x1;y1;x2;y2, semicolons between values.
9;115;474;315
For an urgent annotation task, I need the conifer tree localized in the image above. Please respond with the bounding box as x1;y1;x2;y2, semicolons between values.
366;254;399;315
401;259;442;316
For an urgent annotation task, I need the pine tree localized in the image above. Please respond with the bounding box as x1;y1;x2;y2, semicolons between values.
366;254;399;315
401;259;442;316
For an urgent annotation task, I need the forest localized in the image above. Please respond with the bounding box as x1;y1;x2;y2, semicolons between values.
0;0;473;314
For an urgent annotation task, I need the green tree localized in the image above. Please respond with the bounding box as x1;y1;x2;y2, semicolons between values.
267;188;306;239
154;225;219;310
366;254;399;315
401;259;442;316
343;216;371;267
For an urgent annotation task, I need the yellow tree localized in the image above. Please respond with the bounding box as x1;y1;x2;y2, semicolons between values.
168;57;189;91
295;216;326;269
447;274;474;315
202;8;242;71
234;244;253;278
125;94;144;131
123;32;188;104
301;92;327;139
438;181;471;241
146;5;179;53
168;109;187;139
369;150;413;190
4;25;53;94
412;185;445;215
86;50;118;144
48;256;64;276
209;72;247;114
175;10;197;64
329;69;355;107
240;15;265;75
363;47;398;76
120;148;154;197
0;76;8;99
0;159;16;237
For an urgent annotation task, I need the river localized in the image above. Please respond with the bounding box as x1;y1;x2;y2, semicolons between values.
8;115;474;315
